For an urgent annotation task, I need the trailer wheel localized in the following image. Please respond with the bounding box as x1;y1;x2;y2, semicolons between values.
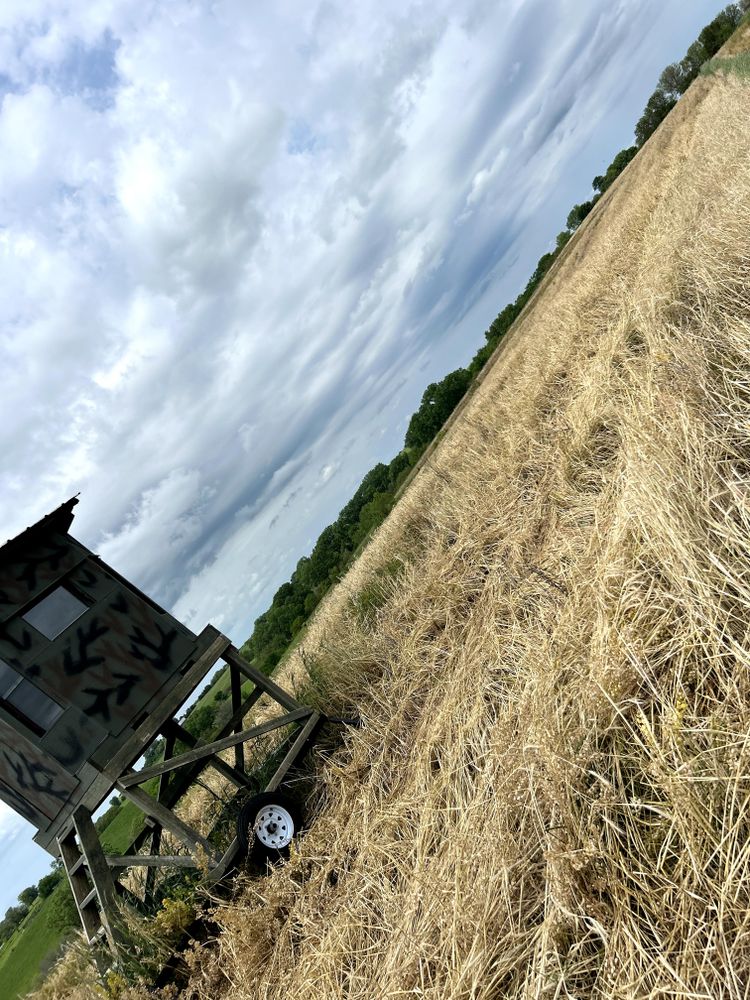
237;791;302;861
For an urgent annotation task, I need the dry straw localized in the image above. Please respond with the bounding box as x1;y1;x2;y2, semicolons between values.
35;65;750;1000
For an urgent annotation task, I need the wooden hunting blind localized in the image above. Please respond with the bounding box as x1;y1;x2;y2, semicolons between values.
0;498;323;952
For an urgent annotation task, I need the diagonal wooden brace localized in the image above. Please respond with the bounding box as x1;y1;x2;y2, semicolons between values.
116;784;217;862
117;708;312;788
118;708;313;787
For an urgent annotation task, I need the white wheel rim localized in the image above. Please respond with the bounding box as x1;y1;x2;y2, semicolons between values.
254;804;294;849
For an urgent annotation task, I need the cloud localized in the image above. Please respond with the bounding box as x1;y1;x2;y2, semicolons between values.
0;0;720;629
318;463;340;486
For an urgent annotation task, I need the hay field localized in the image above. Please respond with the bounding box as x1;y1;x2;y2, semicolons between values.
40;38;750;1000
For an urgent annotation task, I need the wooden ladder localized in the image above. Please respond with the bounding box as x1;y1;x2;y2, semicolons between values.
57;807;123;954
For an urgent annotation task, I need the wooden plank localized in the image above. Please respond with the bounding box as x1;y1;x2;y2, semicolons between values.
224;645;302;713
266;712;321;792
116;784;217;861
106;855;198;868
230;661;244;772
104;627;230;779
145;727;175;902
207;836;242;883
161;719;252;791
80;888;97;910
67;854;86;877
72;807;125;954
144;825;162;904
157;729;176;800
220;680;264;732
118;708;312;787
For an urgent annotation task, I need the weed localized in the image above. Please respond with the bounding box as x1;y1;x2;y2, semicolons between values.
700;50;750;79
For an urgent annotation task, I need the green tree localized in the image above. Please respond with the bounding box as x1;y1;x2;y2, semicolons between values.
0;904;28;943
18;886;38;908
354;491;395;546
634;90;676;146
592;146;637;194
404;369;472;450
658;59;696;98
566;200;595;231
698;6;743;55
144;736;165;767
182;702;216;743
634;5;744;148
37;872;62;899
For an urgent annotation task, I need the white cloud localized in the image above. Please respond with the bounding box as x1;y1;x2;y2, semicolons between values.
319;462;339;485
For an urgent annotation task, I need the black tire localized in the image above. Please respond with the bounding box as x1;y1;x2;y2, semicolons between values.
236;791;303;862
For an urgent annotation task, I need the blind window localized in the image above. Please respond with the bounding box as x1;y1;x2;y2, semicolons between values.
22;586;87;640
0;660;63;734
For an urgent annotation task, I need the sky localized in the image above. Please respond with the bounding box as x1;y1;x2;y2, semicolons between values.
0;0;722;920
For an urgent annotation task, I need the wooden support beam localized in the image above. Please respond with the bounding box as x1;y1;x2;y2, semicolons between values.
207;836;242;883
266;712;322;792
230;661;244;772
116;784;217;862
224;645;303;713
107;855;198;869
219;681;264;734
161;718;253;792
118;685;264;861
145;727;175;903
72;807;126;954
119;708;312;787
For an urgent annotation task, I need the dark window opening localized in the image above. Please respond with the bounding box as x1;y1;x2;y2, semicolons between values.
0;659;63;735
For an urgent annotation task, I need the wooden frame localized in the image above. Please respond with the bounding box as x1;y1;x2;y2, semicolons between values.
56;640;324;954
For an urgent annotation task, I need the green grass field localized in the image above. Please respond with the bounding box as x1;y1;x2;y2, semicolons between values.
0;888;73;1000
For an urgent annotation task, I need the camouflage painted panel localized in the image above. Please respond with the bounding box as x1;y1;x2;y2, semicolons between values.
35;587;195;735
1;611;53;671
66;561;117;605
0;776;47;827
0;562;117;680
0;714;78;823
41;707;107;773
0;532;86;624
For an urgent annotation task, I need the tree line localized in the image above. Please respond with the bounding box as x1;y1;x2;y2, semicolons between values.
565;3;749;232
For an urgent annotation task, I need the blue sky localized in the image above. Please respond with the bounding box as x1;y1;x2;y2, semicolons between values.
0;0;721;919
